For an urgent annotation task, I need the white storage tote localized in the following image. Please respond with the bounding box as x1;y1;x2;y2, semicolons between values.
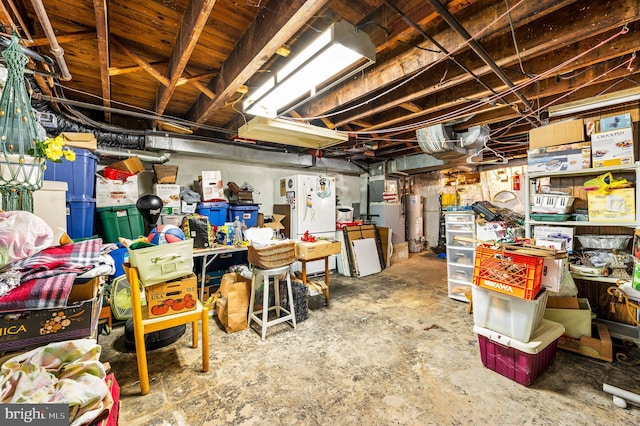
472;284;549;343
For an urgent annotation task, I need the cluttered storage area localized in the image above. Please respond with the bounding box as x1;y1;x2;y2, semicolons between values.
2;1;640;425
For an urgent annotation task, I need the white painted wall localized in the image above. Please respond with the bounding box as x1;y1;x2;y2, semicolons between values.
134;152;361;216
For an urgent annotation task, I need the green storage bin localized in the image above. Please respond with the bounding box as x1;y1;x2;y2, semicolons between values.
97;204;145;243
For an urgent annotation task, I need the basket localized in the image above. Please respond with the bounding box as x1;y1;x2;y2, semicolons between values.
472;245;544;300
531;193;574;214
248;241;296;269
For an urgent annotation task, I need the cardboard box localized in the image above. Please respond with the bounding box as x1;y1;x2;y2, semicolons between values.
591;127;634;167
533;225;575;253
181;201;197;214
540;257;567;293
587;187;635;222
95;174;139;207
263;214;285;230
295;240;341;260
60;132;97;151
528;119;585;149
200;171;225;201
0;291;102;353
69;276;103;302
153;164;179;184
154;184;181;208
144;274;198;318
544;297;592;339
599;113;632;132
475;221;524;242
109;156;145;174
527;142;591;172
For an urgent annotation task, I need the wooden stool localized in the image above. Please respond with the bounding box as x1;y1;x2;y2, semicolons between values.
248;265;297;340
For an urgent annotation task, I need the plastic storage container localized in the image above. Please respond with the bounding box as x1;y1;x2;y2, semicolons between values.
228;204;259;228
472;285;549;343
196;201;229;227
96;204;145;243
474;319;565;386
44;147;98;200
473;245;544;300
66;197;96;239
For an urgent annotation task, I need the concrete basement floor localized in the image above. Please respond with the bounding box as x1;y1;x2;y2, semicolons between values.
98;252;640;425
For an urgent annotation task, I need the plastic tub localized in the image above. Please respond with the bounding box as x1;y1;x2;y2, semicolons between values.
196;201;229;227
44;147;98;200
228;204;259;228
66;197;96;239
474;319;565;386
472;285;549;343
96;204;145;243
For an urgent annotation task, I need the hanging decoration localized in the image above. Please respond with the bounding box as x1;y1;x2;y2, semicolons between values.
0;33;75;212
0;33;46;212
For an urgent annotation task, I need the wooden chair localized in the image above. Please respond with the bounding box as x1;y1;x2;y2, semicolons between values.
123;263;209;395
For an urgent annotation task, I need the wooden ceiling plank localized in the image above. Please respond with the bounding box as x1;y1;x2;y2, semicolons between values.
111;36;169;86
0;1;16;35
300;0;584;118
399;102;422;113
333;1;640;130
155;0;217;116
93;0;111;122
177;70;218;86
186;0;331;125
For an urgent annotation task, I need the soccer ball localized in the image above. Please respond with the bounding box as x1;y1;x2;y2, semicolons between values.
147;224;185;245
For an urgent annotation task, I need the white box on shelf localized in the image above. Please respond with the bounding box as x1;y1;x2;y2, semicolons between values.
540;257;567;293
200;171;224;201
154;184;181;209
533;226;575;253
95;174;139;207
591;127;634;167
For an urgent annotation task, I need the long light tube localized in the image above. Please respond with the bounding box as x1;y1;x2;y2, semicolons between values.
244;20;375;118
548;87;640;117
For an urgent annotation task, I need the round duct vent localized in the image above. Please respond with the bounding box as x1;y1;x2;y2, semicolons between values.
416;124;456;154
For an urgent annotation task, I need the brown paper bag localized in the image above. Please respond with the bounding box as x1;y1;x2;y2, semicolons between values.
216;272;251;333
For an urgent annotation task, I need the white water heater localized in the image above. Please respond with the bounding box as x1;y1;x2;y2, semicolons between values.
405;194;425;252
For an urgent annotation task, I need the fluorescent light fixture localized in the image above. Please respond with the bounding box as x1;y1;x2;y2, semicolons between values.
244;20;376;118
237;116;349;149
549;87;640;117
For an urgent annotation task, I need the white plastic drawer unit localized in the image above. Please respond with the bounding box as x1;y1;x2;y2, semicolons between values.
447;263;474;283
446;231;475;248
446;246;475;266
445;213;475;224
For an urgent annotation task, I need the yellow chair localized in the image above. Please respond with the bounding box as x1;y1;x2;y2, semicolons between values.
123;263;209;395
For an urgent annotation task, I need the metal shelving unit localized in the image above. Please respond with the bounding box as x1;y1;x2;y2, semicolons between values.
525;162;640;341
524;162;640;234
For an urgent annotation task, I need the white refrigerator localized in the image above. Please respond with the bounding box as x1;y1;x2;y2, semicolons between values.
275;174;337;275
276;174;336;239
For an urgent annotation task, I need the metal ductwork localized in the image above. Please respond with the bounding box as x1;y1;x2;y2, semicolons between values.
95;148;171;164
457;124;490;149
145;134;363;174
387;153;445;174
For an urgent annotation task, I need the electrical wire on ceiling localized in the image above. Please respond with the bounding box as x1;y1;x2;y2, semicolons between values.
289;0;528;123
347;24;631;138
489;52;636;138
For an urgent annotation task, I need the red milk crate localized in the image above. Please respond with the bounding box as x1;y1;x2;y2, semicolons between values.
472;245;544;300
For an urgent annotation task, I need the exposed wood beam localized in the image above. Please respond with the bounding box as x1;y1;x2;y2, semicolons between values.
334;1;640;130
155;0;217;116
3;0;32;40
399;102;422;113
25;31;95;47
186;0;331;125
109;61;167;77
93;0;111;122
177;71;218;86
111;36;169;87
301;0;582;118
0;2;16;35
